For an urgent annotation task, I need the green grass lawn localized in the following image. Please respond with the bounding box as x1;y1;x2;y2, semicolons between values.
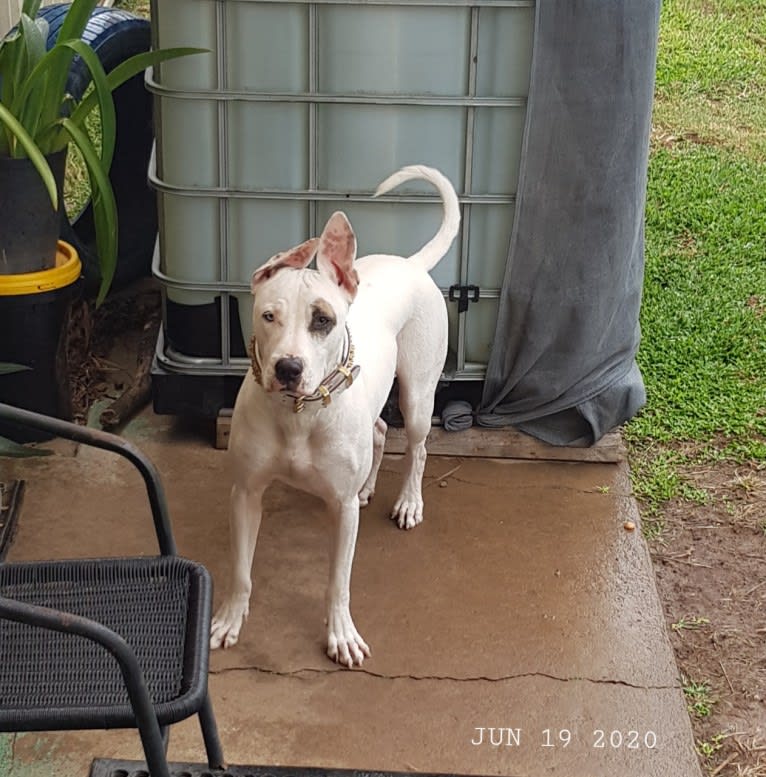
115;0;150;16
652;0;766;159
628;0;766;514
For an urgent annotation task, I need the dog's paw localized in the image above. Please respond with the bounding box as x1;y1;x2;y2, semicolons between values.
391;496;423;530
358;485;374;507
210;596;249;650
327;610;371;668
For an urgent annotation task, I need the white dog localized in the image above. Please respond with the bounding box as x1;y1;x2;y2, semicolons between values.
210;165;460;667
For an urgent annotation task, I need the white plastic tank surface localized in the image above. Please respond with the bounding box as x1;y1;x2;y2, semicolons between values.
150;0;535;376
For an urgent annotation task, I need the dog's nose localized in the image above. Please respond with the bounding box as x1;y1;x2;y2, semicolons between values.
274;357;304;387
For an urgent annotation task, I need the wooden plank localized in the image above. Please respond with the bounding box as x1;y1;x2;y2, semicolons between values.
216;408;233;450
216;411;625;462
383;426;625;462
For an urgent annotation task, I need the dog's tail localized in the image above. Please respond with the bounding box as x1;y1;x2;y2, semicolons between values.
373;165;460;272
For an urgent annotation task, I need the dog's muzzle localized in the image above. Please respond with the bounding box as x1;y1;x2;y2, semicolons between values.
273;356;304;391
249;324;360;413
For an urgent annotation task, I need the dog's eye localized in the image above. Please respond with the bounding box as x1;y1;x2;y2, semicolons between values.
310;308;336;333
262;311;274;322
309;301;336;335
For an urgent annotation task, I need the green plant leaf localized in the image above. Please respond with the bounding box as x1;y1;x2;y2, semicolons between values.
40;0;97;120
60;116;117;305
17;43;81;153
57;0;98;42
21;0;44;18
0;102;58;210
57;39;116;169
8;16;49;148
18;13;47;72
6;41;70;154
0;19;32;148
0;2;205;306
0;8;44;98
0;364;31;375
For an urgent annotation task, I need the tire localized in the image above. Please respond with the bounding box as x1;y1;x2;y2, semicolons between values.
39;4;156;297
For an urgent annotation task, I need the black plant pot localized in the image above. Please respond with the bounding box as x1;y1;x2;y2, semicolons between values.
0;149;67;275
0;241;82;443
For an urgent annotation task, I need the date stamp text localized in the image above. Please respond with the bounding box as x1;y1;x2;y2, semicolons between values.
470;727;658;750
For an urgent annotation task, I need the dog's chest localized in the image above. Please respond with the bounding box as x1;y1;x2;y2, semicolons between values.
271;428;328;487
277;440;313;477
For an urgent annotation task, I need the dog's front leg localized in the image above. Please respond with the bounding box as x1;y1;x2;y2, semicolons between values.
210;481;265;649
325;495;371;667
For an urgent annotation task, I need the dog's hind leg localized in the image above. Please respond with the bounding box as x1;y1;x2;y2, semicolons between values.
390;375;437;530
391;296;446;530
210;481;264;649
358;416;387;507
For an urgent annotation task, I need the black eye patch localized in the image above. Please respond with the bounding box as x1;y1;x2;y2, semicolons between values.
309;303;336;335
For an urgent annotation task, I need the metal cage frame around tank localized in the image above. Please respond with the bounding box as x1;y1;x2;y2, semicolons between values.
147;0;535;384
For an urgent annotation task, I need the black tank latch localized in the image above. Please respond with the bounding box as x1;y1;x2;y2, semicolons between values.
448;284;480;314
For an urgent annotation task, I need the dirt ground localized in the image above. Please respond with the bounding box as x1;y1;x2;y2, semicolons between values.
647;461;766;776
66;281;161;426
69;284;765;777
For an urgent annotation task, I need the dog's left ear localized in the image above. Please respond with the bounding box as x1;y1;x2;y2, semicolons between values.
317;211;359;301
251;237;320;292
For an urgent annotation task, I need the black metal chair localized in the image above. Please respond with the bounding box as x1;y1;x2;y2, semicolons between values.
0;403;225;777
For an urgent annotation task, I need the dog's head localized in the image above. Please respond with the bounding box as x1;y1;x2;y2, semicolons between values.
250;211;360;396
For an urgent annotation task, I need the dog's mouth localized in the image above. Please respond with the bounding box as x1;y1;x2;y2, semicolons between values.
270;356;307;394
265;375;303;395
276;380;303;394
272;371;330;398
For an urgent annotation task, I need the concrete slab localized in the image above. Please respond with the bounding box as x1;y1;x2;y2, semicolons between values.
1;413;702;777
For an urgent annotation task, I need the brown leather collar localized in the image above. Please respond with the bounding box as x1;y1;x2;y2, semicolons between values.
249;324;360;413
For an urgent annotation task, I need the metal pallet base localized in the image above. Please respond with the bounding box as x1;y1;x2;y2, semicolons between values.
152;341;486;423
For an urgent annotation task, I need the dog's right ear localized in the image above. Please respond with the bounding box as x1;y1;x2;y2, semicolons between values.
251;237;320;293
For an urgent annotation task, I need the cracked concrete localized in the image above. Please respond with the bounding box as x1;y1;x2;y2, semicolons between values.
209;664;680;691
2;410;702;777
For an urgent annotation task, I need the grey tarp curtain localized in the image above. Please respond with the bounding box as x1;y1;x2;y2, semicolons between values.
477;0;661;445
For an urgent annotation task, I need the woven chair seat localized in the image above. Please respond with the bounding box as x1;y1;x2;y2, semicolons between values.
0;556;211;731
0;401;224;777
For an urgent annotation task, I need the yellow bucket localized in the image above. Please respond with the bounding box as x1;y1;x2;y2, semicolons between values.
0;241;81;296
